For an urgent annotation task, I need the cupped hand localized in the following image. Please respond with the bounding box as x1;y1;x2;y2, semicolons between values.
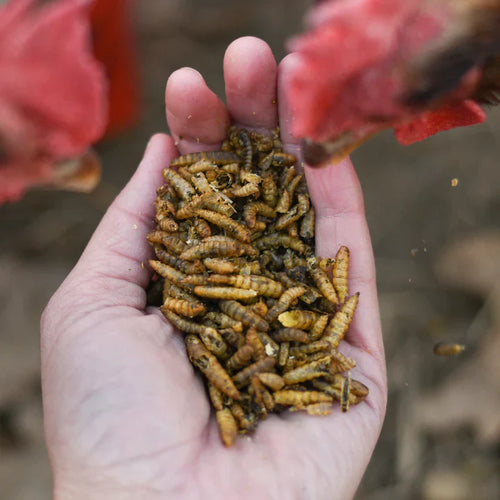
41;37;387;500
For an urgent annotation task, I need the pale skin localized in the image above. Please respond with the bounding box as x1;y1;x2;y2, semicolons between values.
41;37;387;499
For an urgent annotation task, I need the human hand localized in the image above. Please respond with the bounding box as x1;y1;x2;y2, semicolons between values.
41;37;387;499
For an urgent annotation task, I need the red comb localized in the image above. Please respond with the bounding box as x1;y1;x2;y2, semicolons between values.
394;100;486;145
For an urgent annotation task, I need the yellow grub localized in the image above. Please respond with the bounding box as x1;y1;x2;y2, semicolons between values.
251;376;275;412
149;260;190;289
204;312;243;333
230;403;254;431
333;246;350;302
162;297;205;318
257;373;285;391
221;163;240;176
203;258;239;274
187;159;218;174
207;274;283;298
191;218;212;239
240;171;262;184
256;332;280;357
307;256;338;305
185;335;240;400
217;328;245;350
297;194;310;216
275;189;292;213
147;230;187;255
180;236;244;261
250;131;274;152
283;356;332;385
232;357;276;388
243;201;276;228
162;280;200;305
157;217;178;232
278;341;289;367
330;350;357;373
250;300;268;318
278;310;317;330
231;182;260;198
318;257;335;274
170;151;239;167
161;307;210;334
313;376;368;406
154;245;205;275
287;222;299;238
275;205;302;230
300;206;315;239
254;234;307;254
289;340;331;357
195;209;251;243
182;274;209;286
194;286;258;301
301;403;333;416
273;390;333;407
246;327;266;361
175;194;205;219
198;328;230;361
208;383;224;411
262;175;279;208
272;152;297;167
433;343;466;356
162;168;196;200
322;293;359;348
216;409;238;447
285;173;304;200
350;379;369;399
273;328;311;344
266;286;307;321
226;345;255;372
220;300;269;331
340;372;351;413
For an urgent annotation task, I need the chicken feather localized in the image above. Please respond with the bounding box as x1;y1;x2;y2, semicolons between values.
288;0;500;165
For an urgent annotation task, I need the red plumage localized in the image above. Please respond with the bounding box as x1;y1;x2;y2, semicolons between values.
0;0;107;203
287;0;500;164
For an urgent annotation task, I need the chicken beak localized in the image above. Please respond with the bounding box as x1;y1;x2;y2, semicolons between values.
302;131;375;168
46;149;102;192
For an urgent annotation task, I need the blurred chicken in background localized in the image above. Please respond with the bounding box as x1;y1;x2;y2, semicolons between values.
89;0;139;137
0;0;139;204
288;0;500;165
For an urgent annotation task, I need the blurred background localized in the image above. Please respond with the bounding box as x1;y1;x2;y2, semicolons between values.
0;0;499;498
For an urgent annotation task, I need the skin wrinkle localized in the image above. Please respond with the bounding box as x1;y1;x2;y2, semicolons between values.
85;251;152;293
50;358;205;485
71;272;147;310
99;432;207;476
42;305;143;376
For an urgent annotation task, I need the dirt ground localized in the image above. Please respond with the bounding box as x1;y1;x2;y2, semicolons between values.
1;1;499;498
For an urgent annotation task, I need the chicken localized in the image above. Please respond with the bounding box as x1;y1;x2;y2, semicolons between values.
0;0;107;204
89;0;140;137
287;0;500;165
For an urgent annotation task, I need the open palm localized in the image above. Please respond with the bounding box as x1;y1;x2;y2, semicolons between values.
41;37;387;499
